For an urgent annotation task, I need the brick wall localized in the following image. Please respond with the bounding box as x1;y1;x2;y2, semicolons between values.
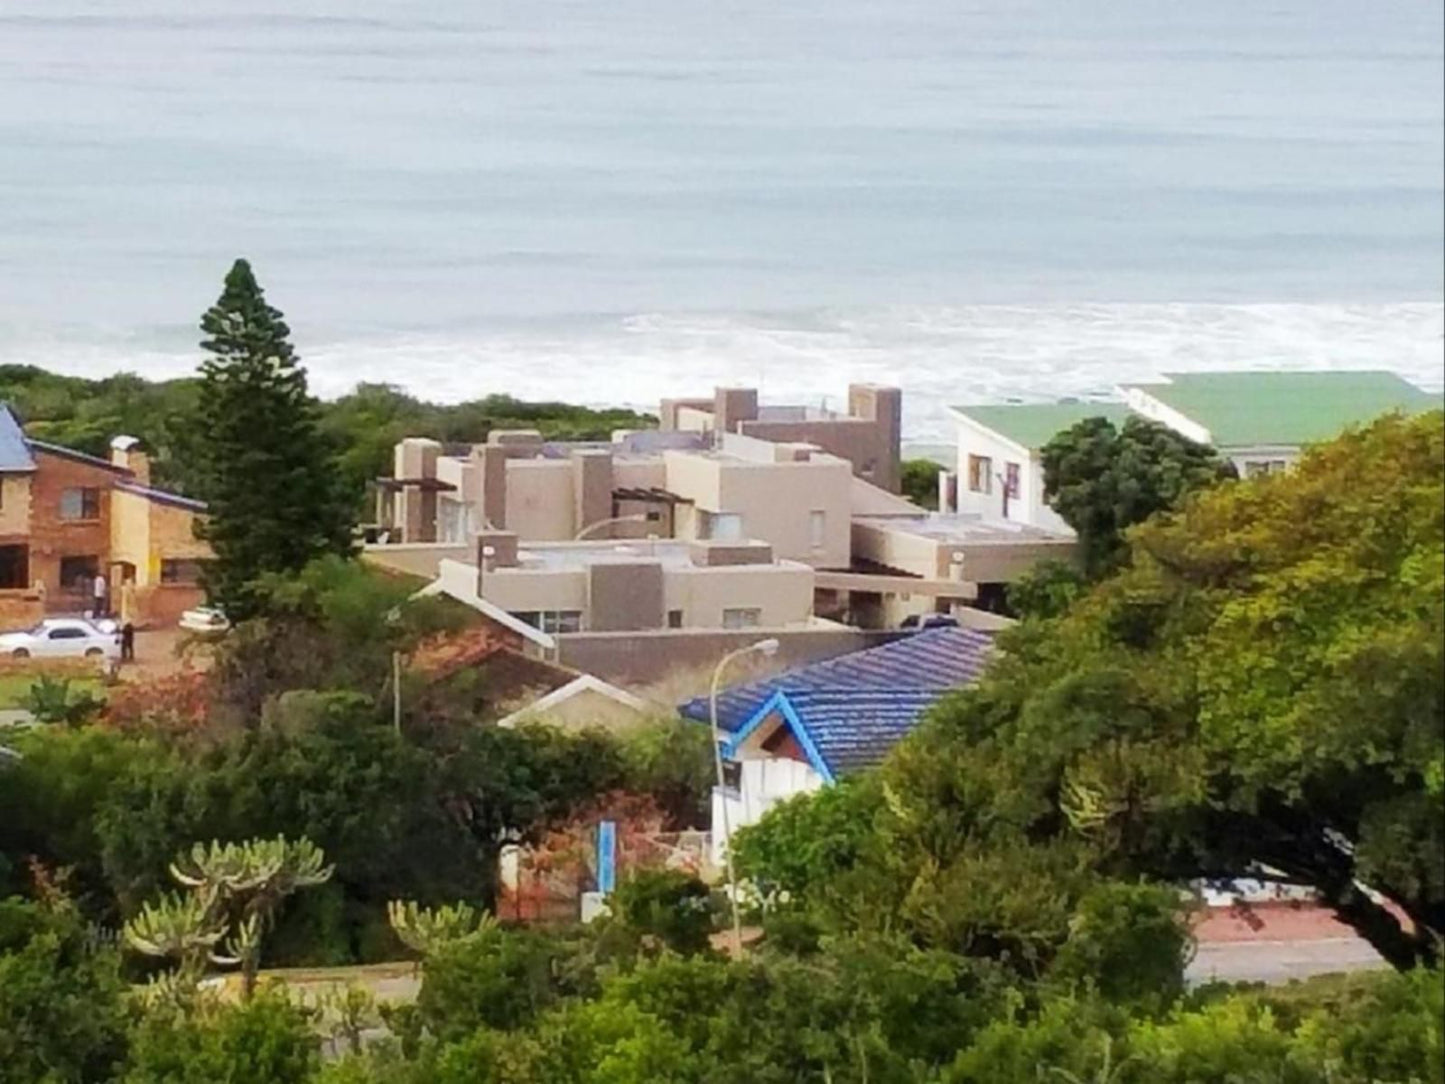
28;450;123;608
0;589;45;631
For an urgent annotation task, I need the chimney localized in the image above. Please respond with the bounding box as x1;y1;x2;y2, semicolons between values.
110;435;150;484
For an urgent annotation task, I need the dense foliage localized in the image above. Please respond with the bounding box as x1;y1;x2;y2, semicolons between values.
0;369;652;504
743;412;1444;972
899;457;942;509
0;382;1438;1079
0;558;713;968
1039;414;1235;577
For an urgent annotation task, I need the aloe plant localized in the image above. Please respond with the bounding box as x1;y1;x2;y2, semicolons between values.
124;835;334;1000
387;899;496;957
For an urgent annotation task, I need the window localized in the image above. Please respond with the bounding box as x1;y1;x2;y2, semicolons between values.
809;510;826;550
0;545;27;590
160;559;205;585
1004;462;1021;498
514;612;542;629
48;626;88;641
59;487;101;521
967;455;992;494
437;498;473;544
59;555;99;592
701;511;743;541
540;610;583;634
1245;459;1290;479
667;609;684;629
722;607;761;630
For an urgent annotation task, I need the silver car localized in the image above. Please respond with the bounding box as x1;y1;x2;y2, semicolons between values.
0;617;121;661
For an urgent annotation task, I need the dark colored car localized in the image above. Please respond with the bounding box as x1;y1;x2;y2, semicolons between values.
900;613;959;631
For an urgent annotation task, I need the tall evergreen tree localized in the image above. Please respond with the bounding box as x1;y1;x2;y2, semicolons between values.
194;259;354;618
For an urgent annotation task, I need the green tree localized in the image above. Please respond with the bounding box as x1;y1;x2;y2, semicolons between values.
0;897;129;1084
885;411;1445;969
900;458;942;509
122;990;318;1084
194;259;355;619
1005;560;1088;621
1041;415;1233;576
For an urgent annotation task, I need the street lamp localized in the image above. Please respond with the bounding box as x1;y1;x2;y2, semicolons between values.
574;513;652;540
710;637;780;956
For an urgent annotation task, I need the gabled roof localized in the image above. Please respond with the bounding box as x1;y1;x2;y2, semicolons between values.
114;480;207;512
721;688;948;779
949;402;1131;452
0;406;36;472
679;626;995;739
27;439;132;474
1121;371;1439;448
497;674;653;728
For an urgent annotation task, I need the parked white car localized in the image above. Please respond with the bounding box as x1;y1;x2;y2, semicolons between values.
0;618;120;661
179;606;230;634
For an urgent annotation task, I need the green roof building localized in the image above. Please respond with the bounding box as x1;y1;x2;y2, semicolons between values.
1120;371;1439;451
945;370;1439;530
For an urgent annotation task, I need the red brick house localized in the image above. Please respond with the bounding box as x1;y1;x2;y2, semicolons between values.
0;406;211;628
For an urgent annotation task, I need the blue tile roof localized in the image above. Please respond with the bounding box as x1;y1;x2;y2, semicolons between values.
0;406;36;472
681;627;996;776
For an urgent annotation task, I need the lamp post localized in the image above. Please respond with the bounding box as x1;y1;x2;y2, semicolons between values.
574;513;651;540
709;637;780;956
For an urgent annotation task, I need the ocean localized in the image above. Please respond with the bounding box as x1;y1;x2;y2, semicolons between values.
1;0;1441;440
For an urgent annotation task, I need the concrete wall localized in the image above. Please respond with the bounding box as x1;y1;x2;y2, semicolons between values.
587;561;664;631
555;626;899;685
505;460;575;540
572;451;614;539
664;562;814;628
674;406;716;433
713;456;851;568
480;566;588;615
362;543;472;579
851;520;949;578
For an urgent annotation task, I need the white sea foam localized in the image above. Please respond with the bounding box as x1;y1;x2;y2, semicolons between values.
4;302;1440;443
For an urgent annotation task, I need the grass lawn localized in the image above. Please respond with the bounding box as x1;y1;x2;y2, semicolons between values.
0;671;106;711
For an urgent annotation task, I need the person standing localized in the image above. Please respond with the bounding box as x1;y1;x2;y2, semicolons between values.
118;577;138;663
91;570;108;619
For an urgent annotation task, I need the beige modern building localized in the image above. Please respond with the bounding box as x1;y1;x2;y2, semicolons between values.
844;513;1076;625
379;428;858;570
463;531;815;634
659;383;902;493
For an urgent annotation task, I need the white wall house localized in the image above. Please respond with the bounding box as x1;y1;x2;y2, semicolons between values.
946;403;1131;532
948;373;1439;529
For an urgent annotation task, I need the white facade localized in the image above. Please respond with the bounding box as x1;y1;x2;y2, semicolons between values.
710;757;824;866
947;413;1072;532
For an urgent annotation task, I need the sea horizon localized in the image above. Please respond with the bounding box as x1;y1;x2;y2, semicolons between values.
2;0;1440;440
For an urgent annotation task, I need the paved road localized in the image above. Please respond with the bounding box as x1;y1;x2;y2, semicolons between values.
1187;937;1388;986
